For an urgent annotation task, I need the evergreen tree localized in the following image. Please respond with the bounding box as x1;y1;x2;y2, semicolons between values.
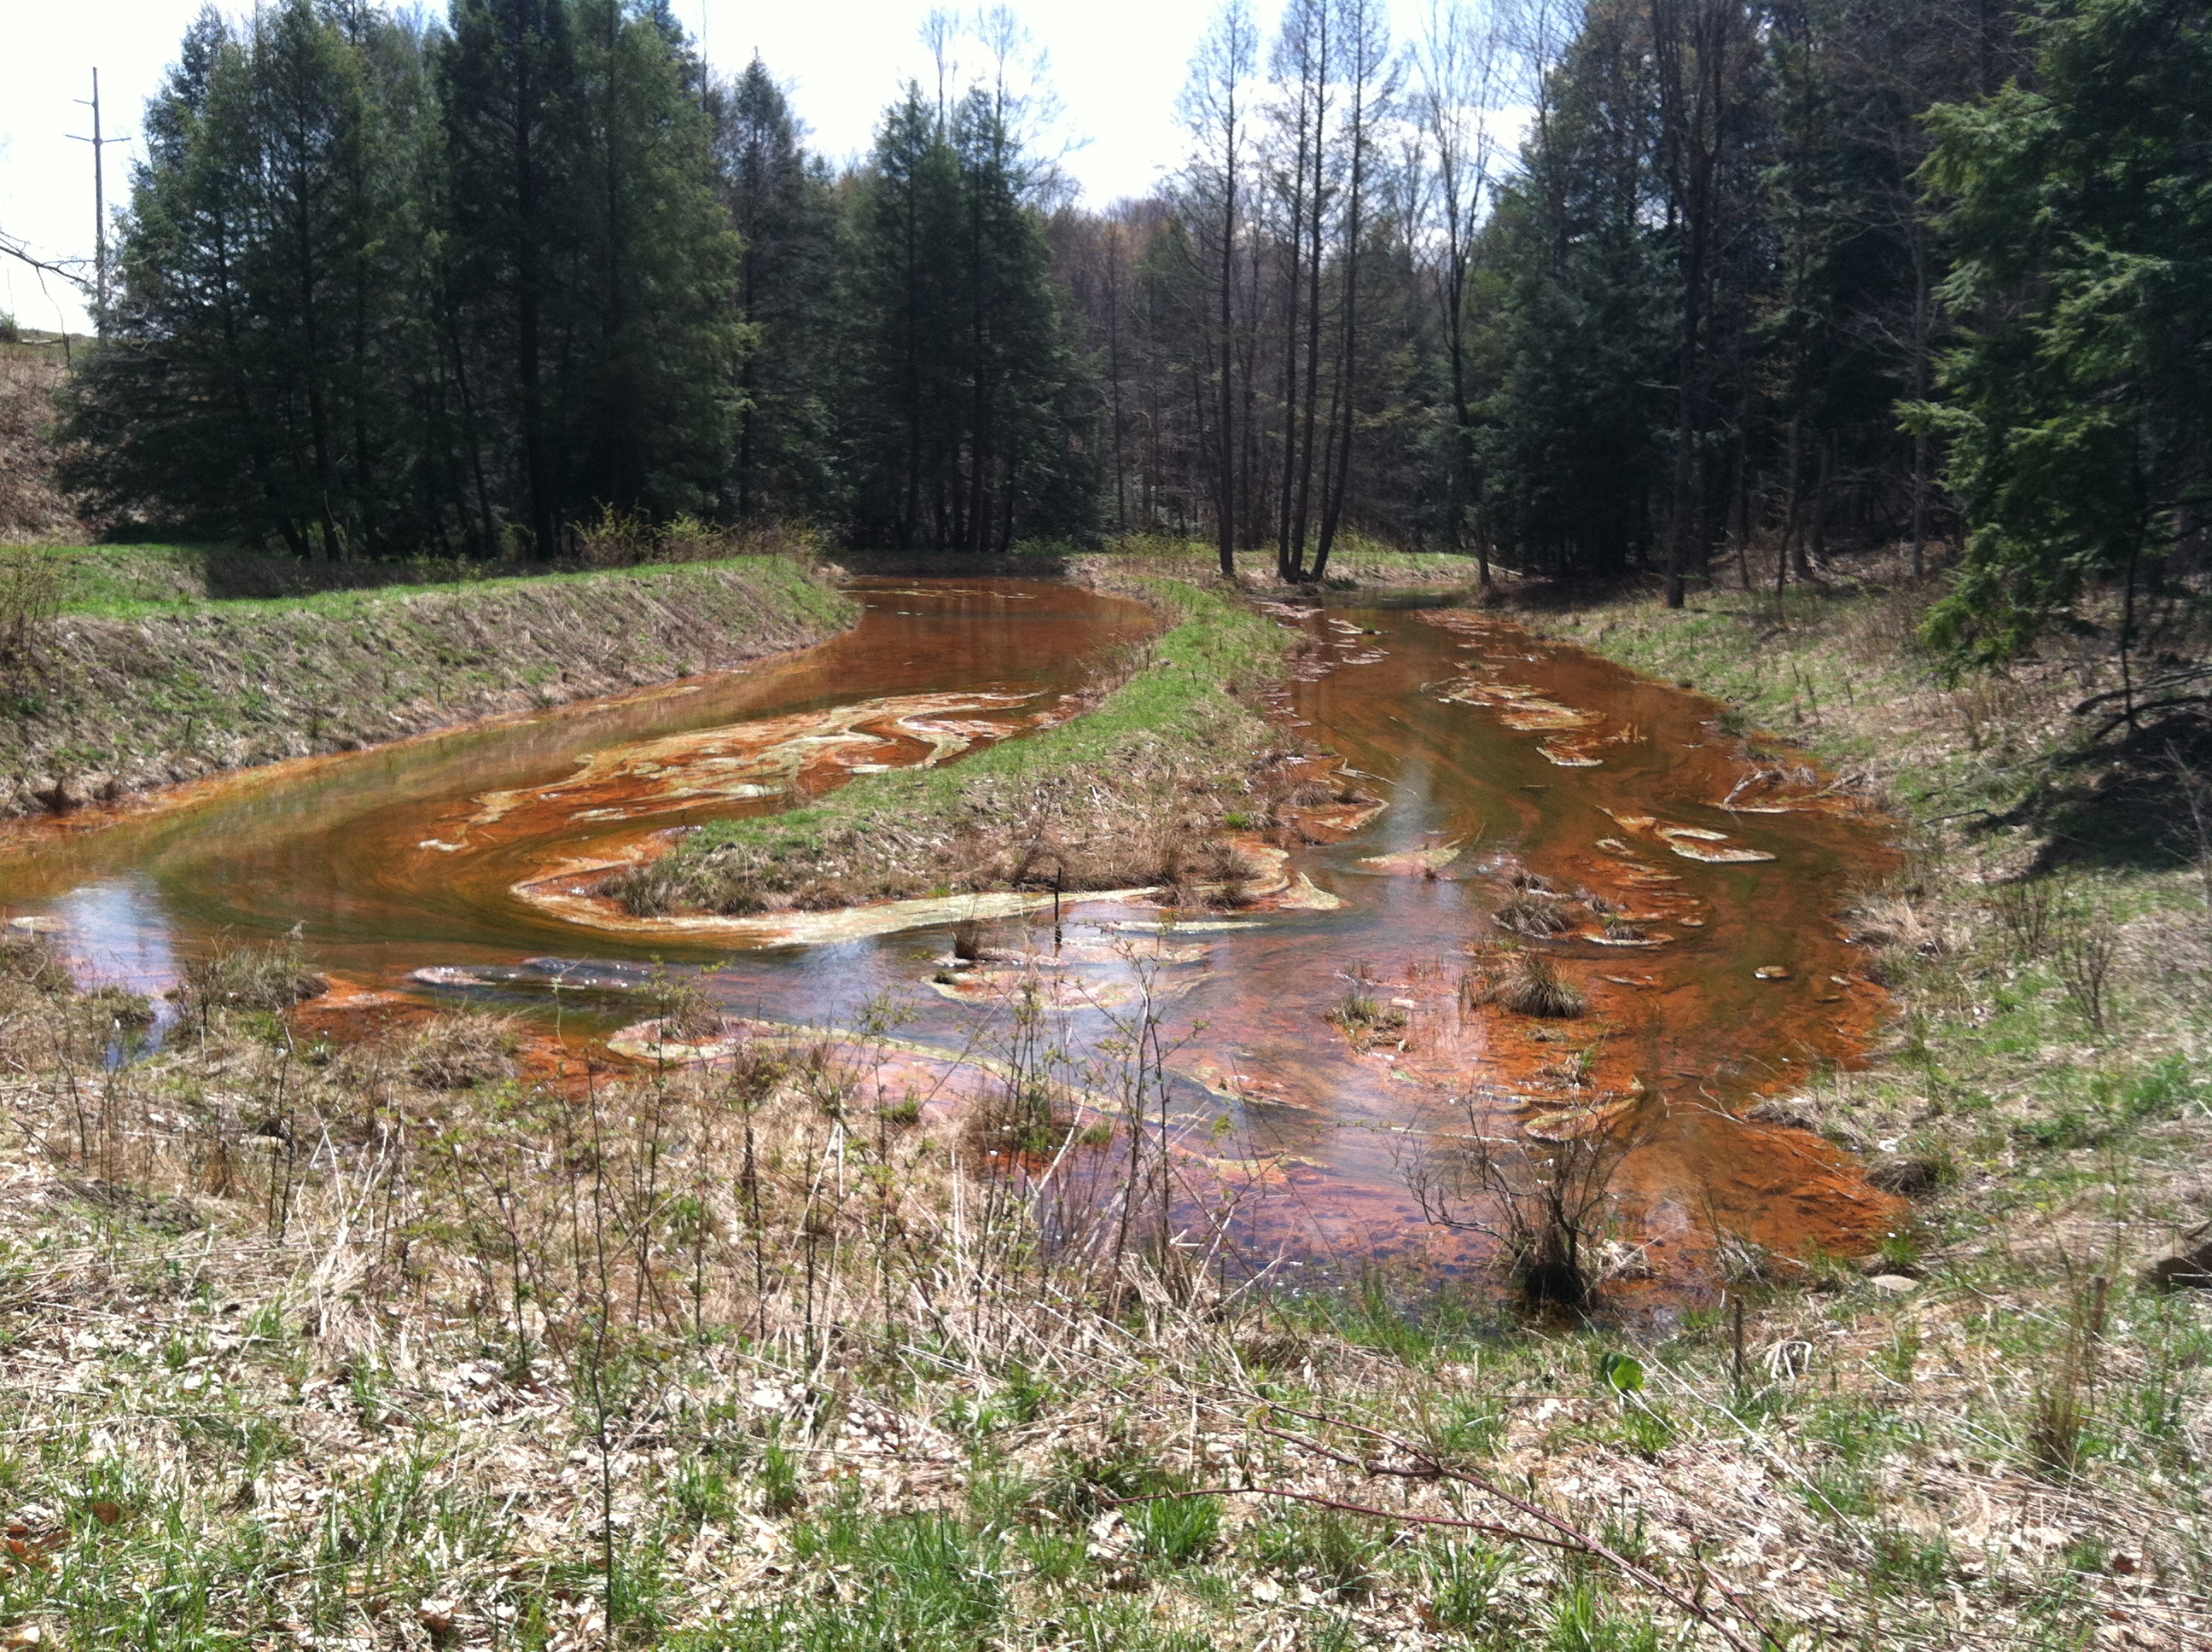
439;0;583;556
1919;0;2212;669
1476;0;1674;578
710;57;842;521
568;0;742;519
62;1;429;554
845;83;1091;550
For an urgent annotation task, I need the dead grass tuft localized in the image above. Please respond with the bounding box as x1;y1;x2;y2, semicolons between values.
402;1012;521;1090
0;930;73;995
1493;952;1586;1018
1493;894;1575;938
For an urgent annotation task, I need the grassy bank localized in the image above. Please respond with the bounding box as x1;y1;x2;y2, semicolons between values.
1500;567;2212;1637
609;574;1320;916
0;909;2196;1649
1081;534;1492;597
0;556;856;817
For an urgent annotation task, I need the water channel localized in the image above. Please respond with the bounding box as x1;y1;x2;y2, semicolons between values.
0;576;1900;1295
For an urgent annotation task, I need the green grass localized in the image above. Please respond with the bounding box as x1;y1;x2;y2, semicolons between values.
20;542;818;621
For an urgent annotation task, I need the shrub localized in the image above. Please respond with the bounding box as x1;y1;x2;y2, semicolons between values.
1412;1114;1646;1311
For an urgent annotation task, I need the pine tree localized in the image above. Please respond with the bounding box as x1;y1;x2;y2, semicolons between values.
568;0;742;519
845;82;1091;550
61;1;428;555
710;57;842;521
439;0;583;556
1920;0;2212;673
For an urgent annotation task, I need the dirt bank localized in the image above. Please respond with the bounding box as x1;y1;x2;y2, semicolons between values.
0;336;88;544
0;557;856;817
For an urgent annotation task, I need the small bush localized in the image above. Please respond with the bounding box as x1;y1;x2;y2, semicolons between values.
1986;875;2063;958
2051;925;2119;1031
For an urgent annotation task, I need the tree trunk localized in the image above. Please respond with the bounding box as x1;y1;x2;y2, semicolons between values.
1215;88;1239;578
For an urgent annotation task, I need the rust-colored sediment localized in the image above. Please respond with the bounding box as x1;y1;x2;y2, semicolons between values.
0;579;1901;1302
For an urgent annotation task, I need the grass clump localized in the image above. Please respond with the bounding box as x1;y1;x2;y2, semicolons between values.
1495;893;1576;937
177;939;328;1017
1493;952;1586;1019
401;1012;521;1090
0;930;74;994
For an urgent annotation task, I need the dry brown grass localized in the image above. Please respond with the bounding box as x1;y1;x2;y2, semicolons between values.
1492;951;1586;1019
1493;893;1575;938
0;943;2195;1648
0;339;89;544
398;1011;521;1090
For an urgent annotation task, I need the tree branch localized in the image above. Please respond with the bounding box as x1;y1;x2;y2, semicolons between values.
1249;1400;1777;1652
0;232;89;288
1103;1485;1584;1550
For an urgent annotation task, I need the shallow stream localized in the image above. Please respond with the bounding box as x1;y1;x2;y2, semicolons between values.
0;576;1899;1294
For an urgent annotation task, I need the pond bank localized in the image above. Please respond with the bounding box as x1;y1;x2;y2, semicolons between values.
0;556;856;817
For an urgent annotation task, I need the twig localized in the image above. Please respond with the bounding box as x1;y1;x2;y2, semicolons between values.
1103;1485;1585;1551
1251;1401;1775;1652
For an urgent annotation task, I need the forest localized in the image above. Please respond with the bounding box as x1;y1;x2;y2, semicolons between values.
50;0;2206;649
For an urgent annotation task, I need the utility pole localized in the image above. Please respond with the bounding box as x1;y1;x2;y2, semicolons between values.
67;69;129;336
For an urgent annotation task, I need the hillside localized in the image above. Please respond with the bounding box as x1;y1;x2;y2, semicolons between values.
0;550;856;816
0;334;89;544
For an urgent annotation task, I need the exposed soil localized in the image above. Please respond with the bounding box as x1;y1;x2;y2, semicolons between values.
0;339;89;544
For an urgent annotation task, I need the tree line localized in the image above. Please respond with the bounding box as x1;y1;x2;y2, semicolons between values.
1064;0;2203;623
60;0;2209;654
61;0;1088;557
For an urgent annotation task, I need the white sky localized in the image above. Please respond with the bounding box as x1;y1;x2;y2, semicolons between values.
0;0;1500;335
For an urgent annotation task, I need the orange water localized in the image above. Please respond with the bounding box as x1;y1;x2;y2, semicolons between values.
0;578;1898;1294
